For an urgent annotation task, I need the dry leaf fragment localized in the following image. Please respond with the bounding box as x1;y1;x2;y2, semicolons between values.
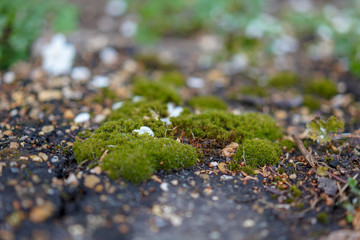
221;142;239;157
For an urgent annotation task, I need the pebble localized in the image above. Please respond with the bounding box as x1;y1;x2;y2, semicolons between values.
38;152;48;161
51;156;59;163
242;219;255;228
132;126;154;137
71;66;90;83
29;202;55;223
160;182;169;192
3;71;16;84
64;109;75;120
186;77;205;89
91;75;110;88
112;101;124;110
99;47;119;65
120;19;137;37
42;125;54;133
170;179;178;186
65;173;78;185
90;166;102;175
9;142;19;149
289;174;297;180
84;175;101;189
105;0;127;17
220;175;233;181
30;155;42;162
38;90;62;102
74;112;91;123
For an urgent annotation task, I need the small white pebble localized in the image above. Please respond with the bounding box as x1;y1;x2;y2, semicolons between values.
71;66;91;83
3;72;16;84
220;175;233;181
74;112;91;123
187;77;205;89
160;182;169;192
132;126;154;137
120;19;137;38
99;47;118;65
132;96;144;103
91;75;110;88
105;0;127;17
243;219;255;228
112;101;124;110
210;161;218;167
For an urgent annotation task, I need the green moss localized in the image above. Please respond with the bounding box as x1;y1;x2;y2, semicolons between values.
171;110;282;142
305;78;338;99
135;54;175;70
73;119;169;164
233;139;281;168
303;95;321;111
279;139;297;151
188;96;227;111
317;212;329;224
268;71;298;89
239;85;269;98
159;71;186;87
132;78;182;104
290;185;302;198
241;165;255;175
102;137;197;183
108;100;168;121
92;88;117;103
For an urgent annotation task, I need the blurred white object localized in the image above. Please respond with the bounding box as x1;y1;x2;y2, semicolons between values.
132;126;154;137
74;112;90;123
160;103;184;124
105;0;127;17
120;19;137;37
2;72;16;84
112;101;124;110
41;34;76;76
71;67;91;83
91;75;110;88
99;47;119;65
289;0;313;13
187;77;205;89
272;35;299;56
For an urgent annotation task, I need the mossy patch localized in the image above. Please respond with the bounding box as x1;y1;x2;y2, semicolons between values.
135;54;176;70
92;88;117;104
108;100;168;121
159;71;186;87
303;95;321;111
73;119;169;164
171;110;282;143
188;96;227;111
232;138;281;168
239;85;269;98
101;137;198;183
279;139;297;151
305;78;338;99
268;71;298;89
132;78;182;104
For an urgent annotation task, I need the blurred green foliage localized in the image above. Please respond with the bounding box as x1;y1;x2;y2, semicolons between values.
0;0;77;69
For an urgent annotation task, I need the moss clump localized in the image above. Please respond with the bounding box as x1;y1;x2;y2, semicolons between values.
317;212;329;224
268;71;298;89
290;185;302;198
159;71;186;87
171;110;282;142
92;88;117;103
188;96;227;111
303;95;321;111
239;85;269;98
132;79;182;104
108;100;168;121
305;78;338;99
135;54;175;70
73;119;168;164
102;137;197;183
279;139;297;151
232;139;281;168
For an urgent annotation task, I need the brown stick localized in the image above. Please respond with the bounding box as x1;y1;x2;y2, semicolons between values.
291;134;317;168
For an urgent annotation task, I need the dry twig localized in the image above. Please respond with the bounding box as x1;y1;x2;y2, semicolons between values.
292;134;317;168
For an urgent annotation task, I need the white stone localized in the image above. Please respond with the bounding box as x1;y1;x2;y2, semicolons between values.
120;19;137;38
99;47;119;65
220;175;233;181
105;0;127;17
91;75;110;88
71;66;91;83
132;126;154;137
210;161;218;167
132;96;144;103
243;219;255;228
160;182;169;192
41;34;76;76
3;72;16;84
74;112;91;123
187;77;205;89
112;101;124;110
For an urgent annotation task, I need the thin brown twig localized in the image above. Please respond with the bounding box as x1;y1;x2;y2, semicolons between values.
292;134;317;168
328;172;347;184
